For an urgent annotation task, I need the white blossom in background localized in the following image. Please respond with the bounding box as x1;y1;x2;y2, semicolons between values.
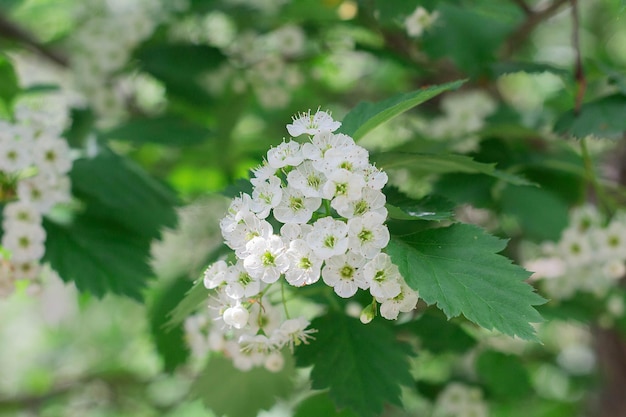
431;383;488;417
185;109;418;371
525;205;626;300
0;103;74;294
404;6;439;38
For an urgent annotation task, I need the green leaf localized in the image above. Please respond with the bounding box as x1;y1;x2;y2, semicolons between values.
554;94;626;138
148;276;192;372
43;216;153;300
477;350;532;400
101;115;211;146
387;224;545;340
0;53;19;106
385;189;456;221
500;185;569;241
192;354;295;417
294;392;359;417
338;80;466;140
71;149;178;240
165;278;209;330
399;311;476;353
373;152;532;186
295;312;414;417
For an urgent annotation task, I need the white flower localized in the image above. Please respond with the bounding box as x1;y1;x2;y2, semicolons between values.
317;142;369;174
252;160;277;180
404;6;438;38
250;175;283;218
264;351;285;372
594;220;626;261
524;257;566;280
280;222;312;243
322;252;367;298
222;213;273;256
267;140;304;168
0;136;32;173
378;280;419;320
2;201;42;228
32;136;73;175
16;176;64;213
271;317;316;352
225;261;262;299
203;260;228;289
14;260;41;280
603;259;626;280
347;212;390;259
220;193;254;234
286;161;327;198
243;235;289;283
557;229;593;267
1;223;46;263
239;334;276;354
323;169;366;206
273;187;321;224
285;239;322;286
223;304;250;329
286;109;341;137
334;187;387;219
362;253;402;299
306;217;349;259
361;164;388;190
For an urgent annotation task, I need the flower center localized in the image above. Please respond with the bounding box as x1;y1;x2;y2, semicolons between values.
262;251;276;266
340;265;354;279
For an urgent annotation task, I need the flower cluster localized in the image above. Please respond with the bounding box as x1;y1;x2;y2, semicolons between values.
191;109;418;371
0;105;73;295
404;6;439;38
431;383;488;417
525;205;626;300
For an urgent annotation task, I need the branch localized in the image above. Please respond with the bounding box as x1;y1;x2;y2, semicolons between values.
510;0;533;16
0;12;68;67
501;0;570;58
571;0;586;114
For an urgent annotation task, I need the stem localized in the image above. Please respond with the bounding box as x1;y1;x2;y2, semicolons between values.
281;280;291;319
570;0;587;114
323;199;331;216
580;137;614;216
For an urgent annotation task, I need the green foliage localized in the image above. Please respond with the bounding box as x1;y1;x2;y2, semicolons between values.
294;392;359;417
0;54;19;107
399;310;477;353
101;115;212;146
491;62;570;77
477;350;533;400
555;94;626;138
192;354;295;417
387;224;546;340
295;312;414;417
338;80;466;140
165;278;209;330
148;276;192;372
386;192;456;222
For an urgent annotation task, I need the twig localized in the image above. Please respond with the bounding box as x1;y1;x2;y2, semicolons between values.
510;0;533;16
502;0;570;58
0;12;68;67
570;0;586;114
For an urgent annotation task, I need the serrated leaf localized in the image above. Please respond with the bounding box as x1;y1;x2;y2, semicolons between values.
101;115;211;146
387;224;545;340
338;80;466;140
43;216;153;300
71;148;178;240
192;354;295;417
294;392;359;417
165;278;209;330
148;276;192;372
385;189;456;221
295;312;414;417
477;350;532;400
373;152;532;186
399;311;476;353
554;94;626;138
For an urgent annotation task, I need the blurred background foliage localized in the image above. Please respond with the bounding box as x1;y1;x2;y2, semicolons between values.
1;0;626;416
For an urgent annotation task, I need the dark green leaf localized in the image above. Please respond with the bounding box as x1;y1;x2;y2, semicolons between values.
101;115;211;146
165;278;209;330
71;149;178;240
295;312;414;417
373;152;532;186
192;354;295;417
554;94;626;138
387;224;545;340
43;216;153;300
477;350;532;400
0;53;19;105
399;311;476;353
148;276;192;372
491;62;570;77
339;80;466;140
294;392;359;417
500;185;569;241
386;192;456;222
